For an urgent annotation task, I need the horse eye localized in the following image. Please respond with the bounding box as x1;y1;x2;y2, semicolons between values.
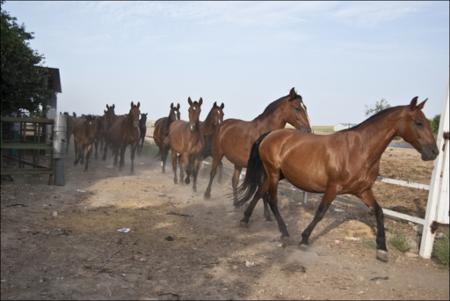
415;121;423;127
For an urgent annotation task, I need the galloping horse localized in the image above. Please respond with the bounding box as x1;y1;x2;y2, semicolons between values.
200;101;225;160
168;97;204;192
185;101;225;183
101;104;117;161
138;113;148;155
204;87;311;219
72;115;98;171
107;102;141;173
236;97;438;262
153;103;181;172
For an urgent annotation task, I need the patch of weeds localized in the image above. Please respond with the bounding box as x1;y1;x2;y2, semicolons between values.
362;239;376;249
389;232;410;253
432;234;449;266
141;141;159;157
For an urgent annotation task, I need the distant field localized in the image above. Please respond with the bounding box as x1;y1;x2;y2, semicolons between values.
312;125;335;134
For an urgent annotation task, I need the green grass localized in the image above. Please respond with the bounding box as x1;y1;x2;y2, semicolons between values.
432;234;449;266
389;233;410;253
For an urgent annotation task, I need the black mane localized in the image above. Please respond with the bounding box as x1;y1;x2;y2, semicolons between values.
341;106;403;132
253;94;302;121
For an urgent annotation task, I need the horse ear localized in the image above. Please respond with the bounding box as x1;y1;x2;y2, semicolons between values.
199;97;203;105
112;104;115;109
409;96;419;109
214;101;217;107
177;103;180;109
131;101;134;107
106;104;110;109
137;101;140;108
289;87;298;101
188;97;193;106
170;102;174;109
416;98;428;110
220;102;225;109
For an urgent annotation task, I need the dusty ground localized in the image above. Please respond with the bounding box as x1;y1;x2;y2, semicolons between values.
1;140;449;300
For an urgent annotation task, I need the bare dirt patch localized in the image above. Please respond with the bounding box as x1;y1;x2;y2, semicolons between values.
1;142;448;300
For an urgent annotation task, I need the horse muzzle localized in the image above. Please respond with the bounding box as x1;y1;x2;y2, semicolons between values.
420;144;439;161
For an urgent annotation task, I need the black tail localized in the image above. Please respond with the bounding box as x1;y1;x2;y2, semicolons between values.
235;132;271;207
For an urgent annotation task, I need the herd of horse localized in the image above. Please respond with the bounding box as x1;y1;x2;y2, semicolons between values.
63;87;439;262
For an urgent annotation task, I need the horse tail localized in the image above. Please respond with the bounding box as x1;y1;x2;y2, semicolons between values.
235;132;271;207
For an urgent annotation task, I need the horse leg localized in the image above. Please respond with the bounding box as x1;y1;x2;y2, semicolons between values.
73;139;79;166
119;145;126;170
130;143;137;174
241;180;270;226
161;146;168;173
217;161;224;184
192;157;201;192
180;153;189;185
299;186;337;246
185;155;193;184
263;198;272;221
266;172;290;238
84;144;92;171
204;149;224;199
359;189;388;262
171;149;178;184
102;141;108;161
232;166;243;206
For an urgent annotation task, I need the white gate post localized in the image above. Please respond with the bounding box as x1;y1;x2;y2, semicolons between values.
419;86;450;258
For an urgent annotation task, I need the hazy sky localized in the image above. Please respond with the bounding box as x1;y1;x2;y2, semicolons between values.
4;1;449;125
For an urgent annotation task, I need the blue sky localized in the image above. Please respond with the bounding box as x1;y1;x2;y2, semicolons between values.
4;1;449;125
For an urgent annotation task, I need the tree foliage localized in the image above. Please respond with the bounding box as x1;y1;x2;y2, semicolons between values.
365;98;391;116
1;0;51;116
430;114;440;135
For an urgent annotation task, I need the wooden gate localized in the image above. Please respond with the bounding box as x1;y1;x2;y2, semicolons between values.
1;116;55;183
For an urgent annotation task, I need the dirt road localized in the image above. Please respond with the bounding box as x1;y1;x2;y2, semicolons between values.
1;143;448;300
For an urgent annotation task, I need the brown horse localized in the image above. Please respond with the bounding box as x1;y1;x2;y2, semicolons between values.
137;113;148;155
236;97;438;262
101;104;117;161
153;103;181;172
184;101;225;183
107;101;141;173
168;97;204;191
72;115;98;171
204;87;311;219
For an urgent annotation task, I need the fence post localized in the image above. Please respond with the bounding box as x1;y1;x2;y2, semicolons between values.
53;113;66;186
419;86;449;258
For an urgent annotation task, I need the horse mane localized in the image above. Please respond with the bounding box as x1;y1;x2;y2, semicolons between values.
253;94;299;121
341;106;403;132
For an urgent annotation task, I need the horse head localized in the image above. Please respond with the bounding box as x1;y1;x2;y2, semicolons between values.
397;97;438;161
129;101;141;128
283;87;311;133
208;101;225;127
187;97;202;131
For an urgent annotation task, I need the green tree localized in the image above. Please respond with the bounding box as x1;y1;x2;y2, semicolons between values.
365;98;391;116
1;0;50;116
430;114;440;135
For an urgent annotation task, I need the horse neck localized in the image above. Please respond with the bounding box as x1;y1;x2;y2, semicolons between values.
201;111;216;135
124;113;136;129
253;109;286;133
353;109;402;165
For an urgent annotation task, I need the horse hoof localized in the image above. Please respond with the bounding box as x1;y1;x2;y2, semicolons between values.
204;192;211;199
376;250;389;263
281;236;292;247
239;220;249;228
185;178;190;184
